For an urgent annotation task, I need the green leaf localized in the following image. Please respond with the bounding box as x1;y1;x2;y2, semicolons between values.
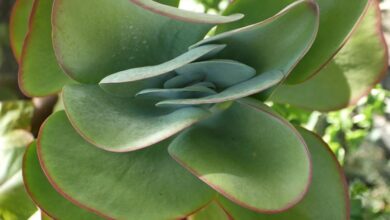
52;0;240;83
19;0;74;97
173;59;256;89
270;1;387;111
9;0;34;61
188;201;230;220
193;0;319;81
219;127;349;220
99;44;225;96
23;142;104;219
63;84;211;152
157;70;284;106
217;0;368;83
137;85;216;100
168;99;311;212
37;111;215;219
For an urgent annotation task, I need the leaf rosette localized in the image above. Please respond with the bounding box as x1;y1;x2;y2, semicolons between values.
10;0;387;219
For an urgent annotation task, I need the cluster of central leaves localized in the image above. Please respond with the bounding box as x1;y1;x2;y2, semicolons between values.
11;0;387;219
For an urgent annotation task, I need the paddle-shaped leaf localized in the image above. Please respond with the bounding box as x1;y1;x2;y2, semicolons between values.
23;142;103;219
175;59;256;88
63;84;211;152
37;111;215;219
18;0;74;97
157;70;284;106
192;0;319;80
99;44;225;96
219;127;349;220
52;0;240;83
9;0;33;61
216;0;368;83
270;1;388;111
168;99;311;212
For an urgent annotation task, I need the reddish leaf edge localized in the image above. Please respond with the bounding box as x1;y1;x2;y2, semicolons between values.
35;112;215;220
270;0;388;112
288;0;371;84
61;86;212;153
9;0;24;62
295;127;351;220
348;0;389;107
169;100;313;214
193;0;320;99
17;0;66;98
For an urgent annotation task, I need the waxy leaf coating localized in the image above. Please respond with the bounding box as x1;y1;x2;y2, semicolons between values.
219;127;349;220
23;142;103;219
37;111;215;220
169;100;311;213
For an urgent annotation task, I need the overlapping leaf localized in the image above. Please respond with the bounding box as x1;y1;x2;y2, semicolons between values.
216;0;368;83
52;0;241;83
37;111;215;219
271;1;387;111
193;0;319;82
9;0;33;61
23;142;103;219
63;84;211;152
18;0;74;97
169;99;311;213
219;127;349;220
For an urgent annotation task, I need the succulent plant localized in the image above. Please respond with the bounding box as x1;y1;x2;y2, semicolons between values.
9;0;387;219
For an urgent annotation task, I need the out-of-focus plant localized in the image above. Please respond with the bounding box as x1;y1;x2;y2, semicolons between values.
0;101;36;220
7;0;388;219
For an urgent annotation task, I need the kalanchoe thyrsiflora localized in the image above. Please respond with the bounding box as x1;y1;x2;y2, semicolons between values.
10;0;387;219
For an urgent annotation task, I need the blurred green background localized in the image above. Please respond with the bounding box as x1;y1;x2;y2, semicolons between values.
0;0;389;219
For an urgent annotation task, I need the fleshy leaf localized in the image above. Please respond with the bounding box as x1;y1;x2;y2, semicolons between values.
63;84;211;152
192;0;319;81
217;0;368;83
219;127;349;220
99;44;225;96
23;142;103;219
9;0;33;61
168;99;311;212
188;201;231;220
130;0;243;23
52;0;237;83
270;1;388;111
157;70;284;106
37;111;215;219
19;0;74;97
174;59;256;88
155;0;180;7
136;85;216;100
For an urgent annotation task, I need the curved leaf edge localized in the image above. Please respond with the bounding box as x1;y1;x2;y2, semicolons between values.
17;0;68;98
347;0;388;106
289;0;371;85
33;119;113;219
9;0;26;61
61;86;213;153
130;0;244;24
193;0;320;86
295;127;350;219
168;99;313;214
21;142;99;219
35;112;216;219
270;0;388;112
